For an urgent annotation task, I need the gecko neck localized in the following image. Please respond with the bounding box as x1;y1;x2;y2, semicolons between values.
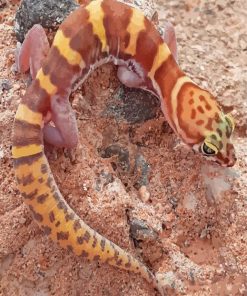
153;54;220;144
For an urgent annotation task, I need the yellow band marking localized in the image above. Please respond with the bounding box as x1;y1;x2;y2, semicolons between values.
124;8;146;56
86;0;107;52
12;144;43;158
148;43;171;79
36;68;57;96
53;30;85;68
15;104;43;126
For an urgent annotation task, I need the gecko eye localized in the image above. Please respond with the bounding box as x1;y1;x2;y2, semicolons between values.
225;114;235;133
201;142;218;156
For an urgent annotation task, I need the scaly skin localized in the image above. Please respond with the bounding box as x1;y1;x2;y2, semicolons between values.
12;0;236;295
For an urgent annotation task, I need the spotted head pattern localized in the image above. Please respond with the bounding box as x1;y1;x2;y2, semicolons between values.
160;78;236;166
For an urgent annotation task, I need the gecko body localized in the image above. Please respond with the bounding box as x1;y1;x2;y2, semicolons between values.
12;0;236;295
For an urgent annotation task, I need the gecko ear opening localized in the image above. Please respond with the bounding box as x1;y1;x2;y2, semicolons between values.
225;113;235;133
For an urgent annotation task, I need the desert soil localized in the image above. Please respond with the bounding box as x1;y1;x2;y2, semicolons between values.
0;0;246;295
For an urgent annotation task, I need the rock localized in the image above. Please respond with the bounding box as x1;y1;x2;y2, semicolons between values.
0;0;7;9
134;153;150;189
105;85;160;124
100;144;130;172
138;185;150;202
14;0;79;42
156;271;185;294
94;170;114;192
0;79;12;91
129;218;163;263
129;218;158;242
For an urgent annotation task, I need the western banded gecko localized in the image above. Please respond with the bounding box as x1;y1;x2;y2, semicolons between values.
12;0;236;295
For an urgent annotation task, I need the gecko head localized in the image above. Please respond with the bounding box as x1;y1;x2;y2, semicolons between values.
173;83;237;167
192;112;236;167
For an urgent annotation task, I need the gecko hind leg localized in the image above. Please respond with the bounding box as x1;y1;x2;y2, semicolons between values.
17;25;79;149
43;94;79;149
161;21;178;62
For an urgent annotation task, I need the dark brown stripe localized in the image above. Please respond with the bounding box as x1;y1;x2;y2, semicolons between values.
13;152;43;168
134;18;163;72
21;79;50;115
154;55;184;126
13;119;42;147
69;22;103;68
42;46;81;91
154;55;183;95
102;0;132;58
61;5;90;38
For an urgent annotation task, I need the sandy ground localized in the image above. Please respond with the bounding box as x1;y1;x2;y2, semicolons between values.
0;0;247;295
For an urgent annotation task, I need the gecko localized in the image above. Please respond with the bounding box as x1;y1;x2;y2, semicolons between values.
12;0;236;295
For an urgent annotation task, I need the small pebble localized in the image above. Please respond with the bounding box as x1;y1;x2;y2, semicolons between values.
138;185;150;202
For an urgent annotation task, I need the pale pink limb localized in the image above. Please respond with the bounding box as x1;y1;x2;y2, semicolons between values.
117;66;144;88
43;94;79;149
17;25;79;148
16;24;50;79
161;21;178;62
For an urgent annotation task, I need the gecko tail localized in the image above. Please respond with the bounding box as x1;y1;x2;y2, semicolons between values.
13;150;165;293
